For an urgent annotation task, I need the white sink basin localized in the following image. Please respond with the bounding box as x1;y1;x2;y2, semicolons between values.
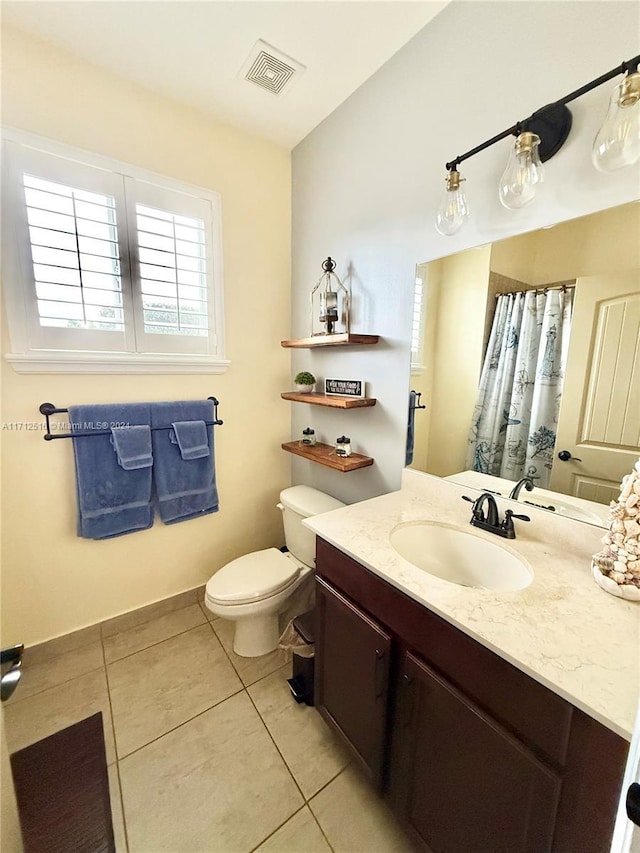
389;522;533;591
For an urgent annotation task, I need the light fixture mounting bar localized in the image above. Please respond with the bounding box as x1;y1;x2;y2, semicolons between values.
445;54;640;172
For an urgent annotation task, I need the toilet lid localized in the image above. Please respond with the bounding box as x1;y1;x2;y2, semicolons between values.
205;548;301;604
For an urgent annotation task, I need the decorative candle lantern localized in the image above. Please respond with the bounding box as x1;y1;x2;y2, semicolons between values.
310;257;350;337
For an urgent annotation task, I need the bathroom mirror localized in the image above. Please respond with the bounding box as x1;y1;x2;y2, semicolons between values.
408;201;640;528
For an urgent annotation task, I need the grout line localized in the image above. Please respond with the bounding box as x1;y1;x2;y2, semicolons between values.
5;662;106;707
100;591;199;641
115;686;245;762
102;634;131;853
104;615;208;666
309;805;336;853
307;763;350;804
247;804;308;853
244;685;308;803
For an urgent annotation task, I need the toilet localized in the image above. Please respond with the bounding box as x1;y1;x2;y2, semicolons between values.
204;486;345;657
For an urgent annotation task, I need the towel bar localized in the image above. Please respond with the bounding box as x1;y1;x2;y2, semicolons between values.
410;391;426;411
39;398;223;441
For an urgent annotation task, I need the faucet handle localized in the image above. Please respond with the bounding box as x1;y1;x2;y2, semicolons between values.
461;495;475;504
506;510;531;522
501;508;531;538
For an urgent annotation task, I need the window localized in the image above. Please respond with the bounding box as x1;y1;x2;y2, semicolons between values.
410;272;426;372
2;130;227;373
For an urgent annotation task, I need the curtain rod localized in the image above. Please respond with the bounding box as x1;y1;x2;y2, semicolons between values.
495;284;576;298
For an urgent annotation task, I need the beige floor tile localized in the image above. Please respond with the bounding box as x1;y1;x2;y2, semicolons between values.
212;618;291;686
103;603;206;663
255;806;332;853
24;623;102;665
101;589;198;639
108;624;242;758
249;666;350;798
119;691;303;853
310;765;416;853
10;641;104;703
3;669;116;765
108;764;128;852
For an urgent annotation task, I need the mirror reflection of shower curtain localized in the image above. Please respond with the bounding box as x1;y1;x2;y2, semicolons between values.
466;287;573;488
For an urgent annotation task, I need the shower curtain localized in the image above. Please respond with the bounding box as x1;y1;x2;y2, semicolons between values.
466;287;573;489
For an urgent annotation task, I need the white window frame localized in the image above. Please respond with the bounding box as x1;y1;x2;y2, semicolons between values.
2;127;229;374
410;271;426;375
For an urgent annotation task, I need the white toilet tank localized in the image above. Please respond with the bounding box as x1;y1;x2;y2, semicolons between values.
279;486;345;568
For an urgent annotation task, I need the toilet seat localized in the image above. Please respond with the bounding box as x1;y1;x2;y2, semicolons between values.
205;548;302;606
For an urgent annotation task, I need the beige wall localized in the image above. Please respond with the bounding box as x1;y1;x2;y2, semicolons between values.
1;27;292;646
425;246;492;477
491;204;640;285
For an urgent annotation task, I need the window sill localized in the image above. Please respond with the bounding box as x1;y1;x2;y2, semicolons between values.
4;351;231;375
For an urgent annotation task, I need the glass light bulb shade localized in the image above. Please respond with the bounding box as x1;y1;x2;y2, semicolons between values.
498;132;544;210
592;72;640;172
434;171;470;236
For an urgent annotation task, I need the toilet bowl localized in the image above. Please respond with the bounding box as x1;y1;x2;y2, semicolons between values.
204;486;344;657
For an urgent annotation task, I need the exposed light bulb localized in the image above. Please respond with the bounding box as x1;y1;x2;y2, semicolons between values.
434;169;470;236
498;131;544;210
592;71;640;171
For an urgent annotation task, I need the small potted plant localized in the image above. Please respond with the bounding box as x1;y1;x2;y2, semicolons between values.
294;371;316;393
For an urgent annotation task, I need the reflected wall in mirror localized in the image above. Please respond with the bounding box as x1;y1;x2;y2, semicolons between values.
409;202;640;527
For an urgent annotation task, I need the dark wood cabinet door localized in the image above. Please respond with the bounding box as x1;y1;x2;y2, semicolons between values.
392;652;561;853
315;577;392;786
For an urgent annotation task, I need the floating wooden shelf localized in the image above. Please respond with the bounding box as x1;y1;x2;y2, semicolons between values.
281;333;379;349
281;392;377;409
282;440;374;472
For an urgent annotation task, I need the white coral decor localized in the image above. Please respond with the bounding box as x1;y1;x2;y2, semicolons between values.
592;458;640;601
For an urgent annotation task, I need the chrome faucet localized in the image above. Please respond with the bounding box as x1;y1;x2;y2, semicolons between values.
463;493;530;539
509;476;535;501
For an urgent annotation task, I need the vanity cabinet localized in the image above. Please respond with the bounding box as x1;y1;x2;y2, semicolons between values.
314;538;628;853
392;651;560;853
315;577;391;786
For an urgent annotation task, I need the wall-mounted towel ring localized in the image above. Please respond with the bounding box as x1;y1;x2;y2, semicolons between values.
39;397;223;441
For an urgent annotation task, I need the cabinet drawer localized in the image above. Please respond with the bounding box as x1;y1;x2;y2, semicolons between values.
316;538;572;767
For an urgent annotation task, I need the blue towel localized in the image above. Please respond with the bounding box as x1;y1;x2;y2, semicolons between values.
169;421;210;460
69;404;153;539
406;391;417;466
111;426;153;470
150;401;219;524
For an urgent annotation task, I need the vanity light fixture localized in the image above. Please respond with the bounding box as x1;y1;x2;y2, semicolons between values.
435;169;470;236
309;256;350;337
498;130;544;210
436;54;640;235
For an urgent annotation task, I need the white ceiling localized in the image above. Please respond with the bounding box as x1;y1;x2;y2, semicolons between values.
2;1;448;149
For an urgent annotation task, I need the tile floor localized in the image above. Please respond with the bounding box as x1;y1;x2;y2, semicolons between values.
5;598;416;852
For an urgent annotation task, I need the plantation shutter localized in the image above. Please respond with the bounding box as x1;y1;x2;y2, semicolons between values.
5;141;135;353
125;177;217;355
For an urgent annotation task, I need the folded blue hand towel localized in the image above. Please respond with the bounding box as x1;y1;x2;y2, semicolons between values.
151;401;219;524
111;425;153;470
169;421;210;461
69;403;153;539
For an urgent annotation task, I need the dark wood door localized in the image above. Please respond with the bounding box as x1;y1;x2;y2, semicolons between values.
315;577;392;787
392;652;561;853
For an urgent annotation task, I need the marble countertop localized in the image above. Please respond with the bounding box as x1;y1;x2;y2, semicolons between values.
304;469;639;740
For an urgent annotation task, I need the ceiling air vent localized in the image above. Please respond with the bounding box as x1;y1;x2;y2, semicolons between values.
239;39;305;96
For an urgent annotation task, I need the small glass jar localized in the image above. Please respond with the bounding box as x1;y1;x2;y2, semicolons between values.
335;435;352;457
301;427;316;446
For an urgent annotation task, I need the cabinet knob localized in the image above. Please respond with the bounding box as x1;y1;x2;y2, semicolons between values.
374;649;386;698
